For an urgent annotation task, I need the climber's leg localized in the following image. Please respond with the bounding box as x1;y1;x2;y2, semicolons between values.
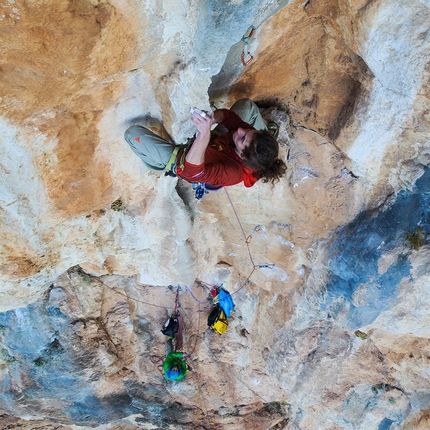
230;98;268;131
124;125;175;172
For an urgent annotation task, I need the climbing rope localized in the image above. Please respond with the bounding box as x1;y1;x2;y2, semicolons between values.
183;284;214;357
149;354;165;376
66;268;175;310
171;286;184;352
184;284;206;305
176;293;270;428
180;299;201;358
173;286;180;312
178;303;212;429
222;188;276;294
68;183;276;314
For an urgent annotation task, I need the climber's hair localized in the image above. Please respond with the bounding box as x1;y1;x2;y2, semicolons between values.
242;130;287;184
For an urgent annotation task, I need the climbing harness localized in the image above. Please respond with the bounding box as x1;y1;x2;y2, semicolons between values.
165;135;224;201
241;25;256;66
165;137;195;177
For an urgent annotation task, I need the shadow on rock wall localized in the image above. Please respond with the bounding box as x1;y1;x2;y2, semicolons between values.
324;168;430;329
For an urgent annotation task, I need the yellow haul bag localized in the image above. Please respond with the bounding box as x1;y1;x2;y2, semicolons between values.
208;306;228;335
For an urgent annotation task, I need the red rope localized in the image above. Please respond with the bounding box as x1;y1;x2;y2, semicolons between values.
173;287;180;313
175;311;184;352
180;300;201;358
223;188;267;294
224;188;257;269
224;188;247;241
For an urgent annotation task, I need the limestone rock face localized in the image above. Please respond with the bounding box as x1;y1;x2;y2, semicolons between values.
1;0;430;428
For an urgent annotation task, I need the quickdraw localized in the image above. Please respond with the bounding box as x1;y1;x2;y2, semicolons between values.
256;264;275;269
246;225;263;243
241;25;256;66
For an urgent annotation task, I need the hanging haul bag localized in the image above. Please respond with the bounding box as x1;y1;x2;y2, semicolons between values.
161;315;179;336
217;289;234;317
163;352;187;381
207;305;228;335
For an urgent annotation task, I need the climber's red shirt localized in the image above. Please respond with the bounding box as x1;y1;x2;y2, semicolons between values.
176;109;259;187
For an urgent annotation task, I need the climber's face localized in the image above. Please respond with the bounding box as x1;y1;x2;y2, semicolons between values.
233;128;256;158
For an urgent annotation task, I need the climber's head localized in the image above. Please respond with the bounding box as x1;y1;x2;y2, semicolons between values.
232;127;257;158
240;130;287;184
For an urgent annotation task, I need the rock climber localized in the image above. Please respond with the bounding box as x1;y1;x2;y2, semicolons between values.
124;98;287;188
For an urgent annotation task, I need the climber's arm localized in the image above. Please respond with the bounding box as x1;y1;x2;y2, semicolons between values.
185;109;223;165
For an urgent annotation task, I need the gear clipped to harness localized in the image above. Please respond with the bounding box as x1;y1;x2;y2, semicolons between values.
192;182;224;200
192;182;207;200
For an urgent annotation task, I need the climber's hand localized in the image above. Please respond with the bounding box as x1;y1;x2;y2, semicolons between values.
190;108;214;135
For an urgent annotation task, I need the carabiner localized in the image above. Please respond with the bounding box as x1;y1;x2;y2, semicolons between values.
245;225;263;243
241;51;254;66
241;25;255;43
